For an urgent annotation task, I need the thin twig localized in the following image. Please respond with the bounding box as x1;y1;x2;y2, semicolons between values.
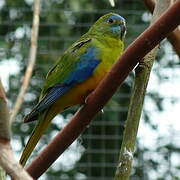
114;0;174;179
144;0;180;57
25;1;180;178
10;0;41;123
0;79;33;180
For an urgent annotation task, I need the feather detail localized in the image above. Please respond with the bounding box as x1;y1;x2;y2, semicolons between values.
24;46;100;123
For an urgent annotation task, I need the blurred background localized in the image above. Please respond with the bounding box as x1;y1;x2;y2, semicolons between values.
0;0;180;179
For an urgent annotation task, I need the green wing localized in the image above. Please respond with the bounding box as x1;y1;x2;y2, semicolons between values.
24;36;102;122
41;37;92;97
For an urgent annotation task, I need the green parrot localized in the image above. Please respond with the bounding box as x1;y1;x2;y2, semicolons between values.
20;12;126;166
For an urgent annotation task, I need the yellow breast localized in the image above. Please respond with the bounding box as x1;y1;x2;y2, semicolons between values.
53;37;124;111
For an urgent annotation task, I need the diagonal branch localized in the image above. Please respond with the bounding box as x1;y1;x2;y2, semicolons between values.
144;0;180;57
25;1;180;179
10;0;41;123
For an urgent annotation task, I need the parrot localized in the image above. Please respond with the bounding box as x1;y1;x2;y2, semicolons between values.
19;12;126;166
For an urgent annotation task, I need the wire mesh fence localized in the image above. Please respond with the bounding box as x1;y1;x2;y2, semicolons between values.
0;1;180;179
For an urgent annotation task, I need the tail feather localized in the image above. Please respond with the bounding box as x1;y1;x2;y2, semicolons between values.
23;113;38;123
19;112;52;167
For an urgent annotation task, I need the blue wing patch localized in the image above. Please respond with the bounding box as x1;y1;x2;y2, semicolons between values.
66;47;100;84
24;47;100;122
34;84;71;113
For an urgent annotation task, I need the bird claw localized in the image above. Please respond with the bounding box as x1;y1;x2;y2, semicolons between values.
85;94;90;104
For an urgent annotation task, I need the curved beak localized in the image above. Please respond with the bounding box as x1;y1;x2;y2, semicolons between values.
120;23;126;40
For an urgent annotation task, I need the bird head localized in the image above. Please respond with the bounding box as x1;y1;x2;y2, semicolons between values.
89;13;126;40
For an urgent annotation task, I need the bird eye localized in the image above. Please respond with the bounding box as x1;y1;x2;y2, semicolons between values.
107;18;114;24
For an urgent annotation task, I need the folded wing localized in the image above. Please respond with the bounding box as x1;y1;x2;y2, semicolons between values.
24;38;100;122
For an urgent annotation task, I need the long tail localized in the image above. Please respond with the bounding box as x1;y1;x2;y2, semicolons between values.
19;111;53;167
